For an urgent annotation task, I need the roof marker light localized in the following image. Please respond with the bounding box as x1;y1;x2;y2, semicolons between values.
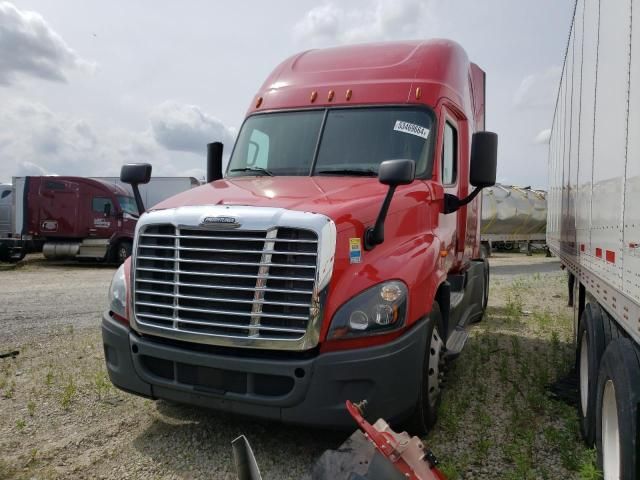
345;89;353;101
327;90;335;102
415;87;422;100
310;91;318;102
255;97;263;108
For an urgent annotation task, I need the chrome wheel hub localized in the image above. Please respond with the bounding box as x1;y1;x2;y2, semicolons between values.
427;327;444;408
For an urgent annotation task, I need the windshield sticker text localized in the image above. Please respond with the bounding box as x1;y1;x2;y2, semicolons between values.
393;120;429;140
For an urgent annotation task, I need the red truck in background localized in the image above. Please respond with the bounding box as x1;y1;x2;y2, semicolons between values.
15;176;138;264
0;176;200;264
102;40;498;434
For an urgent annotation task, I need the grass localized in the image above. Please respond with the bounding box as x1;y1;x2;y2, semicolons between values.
94;370;112;399
60;376;77;410
426;271;599;479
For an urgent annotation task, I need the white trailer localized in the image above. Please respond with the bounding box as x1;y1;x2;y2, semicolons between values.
91;176;200;209
548;0;640;476
0;183;12;238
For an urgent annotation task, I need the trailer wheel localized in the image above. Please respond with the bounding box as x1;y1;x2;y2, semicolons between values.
595;338;640;479
577;303;606;446
404;304;444;436
116;240;132;265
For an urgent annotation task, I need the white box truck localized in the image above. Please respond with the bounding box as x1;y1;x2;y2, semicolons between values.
548;0;640;477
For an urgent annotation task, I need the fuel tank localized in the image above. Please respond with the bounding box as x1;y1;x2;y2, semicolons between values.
481;184;547;236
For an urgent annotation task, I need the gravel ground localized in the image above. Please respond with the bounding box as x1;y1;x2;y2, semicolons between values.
0;253;593;479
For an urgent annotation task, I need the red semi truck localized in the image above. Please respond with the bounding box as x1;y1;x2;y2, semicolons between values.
0;176;200;263
16;176;139;264
102;40;498;433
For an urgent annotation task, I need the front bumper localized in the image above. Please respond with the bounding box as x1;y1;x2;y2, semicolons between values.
102;312;427;429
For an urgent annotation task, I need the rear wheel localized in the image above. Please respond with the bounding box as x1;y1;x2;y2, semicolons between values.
116;240;132;265
577;303;606;446
595;338;640;479
405;303;445;436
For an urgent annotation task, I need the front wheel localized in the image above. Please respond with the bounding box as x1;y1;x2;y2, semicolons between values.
116;240;132;265
404;304;445;436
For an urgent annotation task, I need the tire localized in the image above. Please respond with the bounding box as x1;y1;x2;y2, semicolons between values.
481;259;489;313
595;338;640;479
116;240;132;265
577;303;606;446
471;260;489;324
404;303;445;436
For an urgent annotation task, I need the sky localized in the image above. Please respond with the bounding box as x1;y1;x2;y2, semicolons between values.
0;0;574;188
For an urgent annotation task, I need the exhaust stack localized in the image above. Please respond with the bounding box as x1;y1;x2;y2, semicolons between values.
207;142;224;183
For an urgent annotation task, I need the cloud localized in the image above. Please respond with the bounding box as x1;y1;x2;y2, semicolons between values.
0;2;95;86
513;66;561;109
0;98;161;178
149;101;236;155
293;0;436;46
534;128;551;144
0;98;235;180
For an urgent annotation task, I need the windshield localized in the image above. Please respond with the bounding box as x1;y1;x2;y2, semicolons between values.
116;195;138;215
227;107;435;178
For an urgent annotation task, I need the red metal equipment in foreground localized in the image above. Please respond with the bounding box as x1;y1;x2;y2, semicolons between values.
345;400;447;480
232;400;447;480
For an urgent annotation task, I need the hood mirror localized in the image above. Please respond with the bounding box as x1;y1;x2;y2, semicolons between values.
364;159;415;250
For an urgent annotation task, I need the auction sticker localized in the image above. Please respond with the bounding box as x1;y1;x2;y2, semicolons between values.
393;120;430;140
349;238;362;264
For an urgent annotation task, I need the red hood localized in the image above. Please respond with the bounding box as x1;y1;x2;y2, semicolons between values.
152;177;395;231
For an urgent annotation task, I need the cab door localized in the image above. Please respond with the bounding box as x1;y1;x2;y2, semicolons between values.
89;196;117;239
437;107;462;272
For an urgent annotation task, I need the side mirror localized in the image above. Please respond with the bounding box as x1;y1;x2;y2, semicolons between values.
470;131;498;188
364;159;415;250
443;132;498;214
120;163;152;215
378;159;416;186
120;164;152;185
103;202;112;217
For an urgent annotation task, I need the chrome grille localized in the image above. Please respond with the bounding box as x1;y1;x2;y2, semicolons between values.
133;224;319;343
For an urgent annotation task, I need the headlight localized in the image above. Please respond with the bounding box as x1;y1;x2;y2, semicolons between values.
108;263;128;321
327;280;408;339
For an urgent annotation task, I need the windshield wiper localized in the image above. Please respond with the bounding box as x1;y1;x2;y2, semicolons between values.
230;167;274;176
316;168;378;176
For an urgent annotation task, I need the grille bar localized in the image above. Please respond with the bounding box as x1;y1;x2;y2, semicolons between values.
136;289;310;308
151;257;316;269
136;278;314;295
133;224;319;344
177;246;318;256
137;267;315;282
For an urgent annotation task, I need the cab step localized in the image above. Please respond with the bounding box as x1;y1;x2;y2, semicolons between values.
444;326;469;360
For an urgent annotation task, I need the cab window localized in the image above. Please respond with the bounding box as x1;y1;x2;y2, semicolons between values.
92;197;113;214
442;122;458;185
